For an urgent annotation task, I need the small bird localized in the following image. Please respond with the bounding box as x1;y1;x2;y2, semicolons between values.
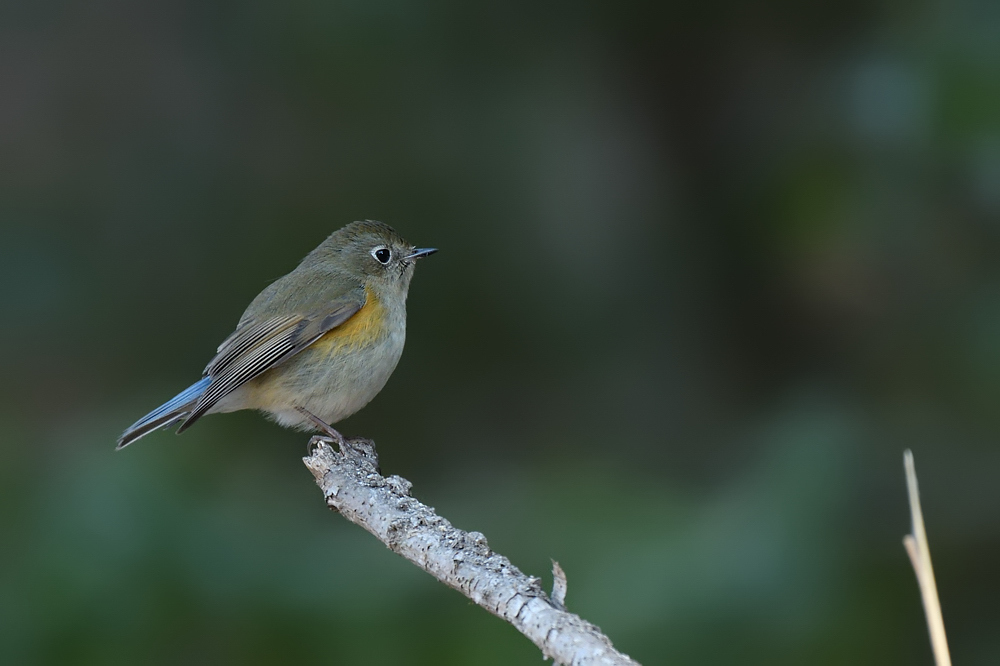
117;220;436;450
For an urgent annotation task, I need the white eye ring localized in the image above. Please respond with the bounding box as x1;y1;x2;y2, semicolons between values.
371;245;392;264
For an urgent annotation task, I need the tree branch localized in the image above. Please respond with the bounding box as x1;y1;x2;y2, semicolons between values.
303;438;641;666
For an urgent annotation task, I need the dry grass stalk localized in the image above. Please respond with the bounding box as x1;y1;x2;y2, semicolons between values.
903;450;952;666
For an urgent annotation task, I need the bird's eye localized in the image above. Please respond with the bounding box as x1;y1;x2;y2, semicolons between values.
372;247;392;264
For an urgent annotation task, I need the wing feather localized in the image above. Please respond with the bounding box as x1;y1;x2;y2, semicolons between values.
205;315;302;376
177;293;365;431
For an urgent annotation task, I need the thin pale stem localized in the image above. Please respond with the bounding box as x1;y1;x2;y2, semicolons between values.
903;450;952;666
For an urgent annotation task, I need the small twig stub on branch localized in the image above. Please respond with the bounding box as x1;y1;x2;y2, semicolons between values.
303;438;640;666
552;560;569;610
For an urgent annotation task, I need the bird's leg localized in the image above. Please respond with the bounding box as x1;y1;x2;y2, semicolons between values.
297;407;346;454
296;407;379;472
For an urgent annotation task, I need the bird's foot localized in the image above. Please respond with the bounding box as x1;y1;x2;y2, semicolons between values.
306;434;338;456
296;407;380;472
305;435;380;474
297;407;346;454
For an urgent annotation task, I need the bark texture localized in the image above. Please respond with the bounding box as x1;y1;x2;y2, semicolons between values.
303;438;640;666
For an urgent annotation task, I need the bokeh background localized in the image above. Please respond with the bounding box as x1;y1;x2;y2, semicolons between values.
2;0;999;664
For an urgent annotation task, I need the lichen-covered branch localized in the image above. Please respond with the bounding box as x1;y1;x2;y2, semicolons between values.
303;438;640;666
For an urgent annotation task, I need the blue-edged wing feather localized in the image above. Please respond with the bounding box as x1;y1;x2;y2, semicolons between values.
176;293;365;431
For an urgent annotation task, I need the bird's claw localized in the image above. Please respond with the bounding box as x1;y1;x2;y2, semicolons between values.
306;435;339;456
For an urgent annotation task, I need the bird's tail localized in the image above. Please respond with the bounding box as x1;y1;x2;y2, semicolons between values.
117;377;211;450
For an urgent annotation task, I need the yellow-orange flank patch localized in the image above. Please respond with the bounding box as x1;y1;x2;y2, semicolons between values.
312;286;387;354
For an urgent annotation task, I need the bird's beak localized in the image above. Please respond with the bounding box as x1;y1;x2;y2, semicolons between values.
406;248;438;260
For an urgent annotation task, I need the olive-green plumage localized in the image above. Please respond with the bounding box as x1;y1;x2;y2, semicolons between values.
117;221;436;449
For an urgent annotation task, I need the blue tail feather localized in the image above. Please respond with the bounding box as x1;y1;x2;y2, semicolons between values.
117;377;211;449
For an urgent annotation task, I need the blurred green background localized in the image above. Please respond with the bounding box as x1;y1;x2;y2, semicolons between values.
2;0;999;664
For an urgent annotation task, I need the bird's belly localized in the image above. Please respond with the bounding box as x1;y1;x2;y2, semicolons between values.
229;324;406;430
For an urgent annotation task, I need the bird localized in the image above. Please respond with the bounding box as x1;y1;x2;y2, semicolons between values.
117;220;436;450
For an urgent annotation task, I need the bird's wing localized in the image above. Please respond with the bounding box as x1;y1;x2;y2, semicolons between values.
177;286;366;431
